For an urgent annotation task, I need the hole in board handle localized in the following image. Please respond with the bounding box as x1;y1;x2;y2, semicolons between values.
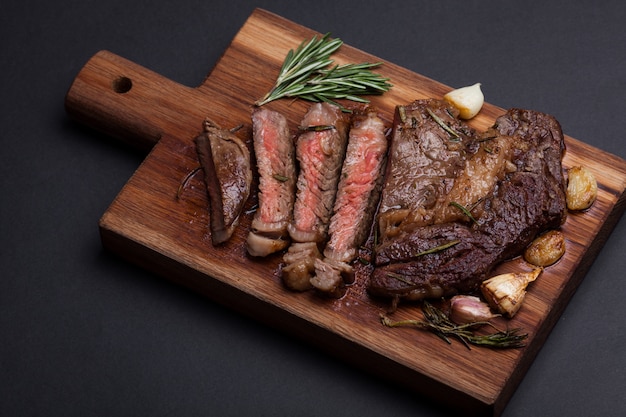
112;76;133;94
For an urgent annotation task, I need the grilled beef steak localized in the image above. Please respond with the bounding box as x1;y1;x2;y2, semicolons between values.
312;107;388;294
195;119;252;245
368;102;567;301
282;103;350;290
246;108;297;257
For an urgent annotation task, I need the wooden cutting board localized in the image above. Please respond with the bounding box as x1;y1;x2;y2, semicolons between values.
65;9;626;416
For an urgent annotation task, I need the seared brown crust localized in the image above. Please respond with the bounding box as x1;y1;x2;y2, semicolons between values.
368;103;567;301
195;119;252;245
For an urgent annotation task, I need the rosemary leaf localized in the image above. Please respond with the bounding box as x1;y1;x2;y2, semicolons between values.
465;328;528;349
449;201;478;225
385;272;415;285
413;239;460;257
298;125;336;132
426;107;461;139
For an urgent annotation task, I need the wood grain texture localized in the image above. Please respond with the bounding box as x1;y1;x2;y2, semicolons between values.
65;9;626;416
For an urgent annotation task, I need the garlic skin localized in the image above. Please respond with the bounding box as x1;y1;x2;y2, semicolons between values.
480;268;543;318
443;83;484;119
449;295;498;325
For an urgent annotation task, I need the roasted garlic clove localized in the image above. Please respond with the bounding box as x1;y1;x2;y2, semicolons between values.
524;230;566;267
449;295;499;325
480;268;543;318
566;166;597;211
443;83;484;119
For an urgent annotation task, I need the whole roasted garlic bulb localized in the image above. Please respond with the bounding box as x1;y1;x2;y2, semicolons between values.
449;295;499;325
480;268;543;318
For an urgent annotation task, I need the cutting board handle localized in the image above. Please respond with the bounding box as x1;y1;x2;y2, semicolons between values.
65;50;197;151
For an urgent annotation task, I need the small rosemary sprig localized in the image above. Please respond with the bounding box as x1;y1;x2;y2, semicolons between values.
256;33;392;109
413;239;460;257
380;301;528;350
298;124;336;132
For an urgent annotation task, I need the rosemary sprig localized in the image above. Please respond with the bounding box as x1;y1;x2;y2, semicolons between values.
413;239;460;257
272;173;289;182
380;301;528;350
256;33;392;108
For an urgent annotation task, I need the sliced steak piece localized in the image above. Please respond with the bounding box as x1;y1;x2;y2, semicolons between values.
281;102;350;291
195;119;252;245
311;108;388;294
287;102;351;243
368;106;567;301
246;108;297;257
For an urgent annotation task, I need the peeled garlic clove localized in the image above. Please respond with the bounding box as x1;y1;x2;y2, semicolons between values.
449;295;499;325
443;83;484;119
480;268;543;318
566;166;597;211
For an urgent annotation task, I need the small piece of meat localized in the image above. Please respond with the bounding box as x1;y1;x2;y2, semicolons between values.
368;105;567;301
195;119;252;245
323;108;389;262
311;257;354;296
281;102;350;290
287;103;350;243
311;108;388;294
282;242;321;291
246;108;296;257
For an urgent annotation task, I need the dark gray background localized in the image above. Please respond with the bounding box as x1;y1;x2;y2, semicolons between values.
2;1;625;416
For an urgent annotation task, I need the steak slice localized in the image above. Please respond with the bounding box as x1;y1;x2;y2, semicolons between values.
282;103;350;291
311;107;388;294
195;119;252;245
287;103;351;243
246;108;296;257
368;105;567;301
